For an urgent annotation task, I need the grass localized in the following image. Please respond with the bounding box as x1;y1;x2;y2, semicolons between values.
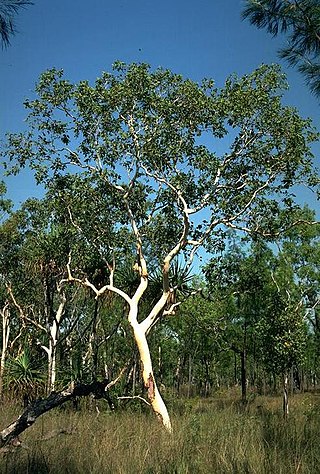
1;391;320;473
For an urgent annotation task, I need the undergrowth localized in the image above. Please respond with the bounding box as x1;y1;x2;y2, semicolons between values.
1;392;320;473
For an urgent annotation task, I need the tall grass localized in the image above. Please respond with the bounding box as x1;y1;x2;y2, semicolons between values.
1;393;320;473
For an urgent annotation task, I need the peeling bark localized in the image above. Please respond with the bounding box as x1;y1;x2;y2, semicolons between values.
147;373;155;401
131;322;172;432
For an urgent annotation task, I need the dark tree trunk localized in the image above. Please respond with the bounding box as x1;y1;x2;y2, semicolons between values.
0;380;111;448
240;349;247;403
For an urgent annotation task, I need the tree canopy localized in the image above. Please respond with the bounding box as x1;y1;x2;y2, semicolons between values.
1;61;319;430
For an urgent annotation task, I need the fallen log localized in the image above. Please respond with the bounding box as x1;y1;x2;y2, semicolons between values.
0;380;109;448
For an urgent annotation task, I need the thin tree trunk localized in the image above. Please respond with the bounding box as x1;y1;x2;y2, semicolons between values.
158;345;162;383
234;352;237;385
43;292;66;394
188;354;192;398
132;358;137;396
42;337;57;395
91;299;99;382
283;372;289;419
0;304;10;399
204;359;211;397
241;349;247;403
252;341;256;390
48;342;56;393
174;356;181;394
241;322;247;403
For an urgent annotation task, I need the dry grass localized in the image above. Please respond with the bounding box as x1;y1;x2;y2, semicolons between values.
1;392;320;473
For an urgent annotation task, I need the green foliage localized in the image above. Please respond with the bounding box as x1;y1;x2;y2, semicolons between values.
243;0;320;97
0;62;319;404
0;0;33;48
257;304;307;374
205;233;312;381
0;181;12;220
2;62;318;261
5;348;45;397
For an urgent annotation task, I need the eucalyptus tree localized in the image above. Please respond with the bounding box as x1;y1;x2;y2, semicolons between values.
0;191;27;398
0;0;33;48
2;198;69;393
0;195;82;394
242;0;320;98
2;62;318;431
0;303;10;398
205;233;311;419
204;238;275;401
165;293;225;397
279;208;320;333
255;251;308;417
274;208;320;385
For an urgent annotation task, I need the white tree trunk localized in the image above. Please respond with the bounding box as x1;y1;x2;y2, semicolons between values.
0;304;10;398
42;292;66;393
131;322;172;432
48;336;57;393
283;373;289;419
63;239;173;431
41;342;55;394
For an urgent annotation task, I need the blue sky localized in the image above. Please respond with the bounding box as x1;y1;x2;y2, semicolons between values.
0;0;319;213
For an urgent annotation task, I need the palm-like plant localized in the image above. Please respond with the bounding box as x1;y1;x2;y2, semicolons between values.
0;0;33;48
5;348;45;403
149;259;195;306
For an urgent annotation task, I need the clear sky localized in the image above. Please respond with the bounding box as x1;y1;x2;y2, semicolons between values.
0;0;319;214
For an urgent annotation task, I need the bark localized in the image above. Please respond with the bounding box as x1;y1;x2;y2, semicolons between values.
283;373;289;419
204;359;211;397
63;209;174;432
91;299;99;382
240;349;247;403
231;344;247;402
158;345;162;383
187;354;192;398
174;357;181;393
42;292;66;394
132;358;137;396
125;243;172;431
130;322;172;433
241;322;247;403
0;304;10;398
0;380;110;448
234;352;237;385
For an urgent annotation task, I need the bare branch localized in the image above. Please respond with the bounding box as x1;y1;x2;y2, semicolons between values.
106;362;129;390
6;285;46;332
117;395;151;406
